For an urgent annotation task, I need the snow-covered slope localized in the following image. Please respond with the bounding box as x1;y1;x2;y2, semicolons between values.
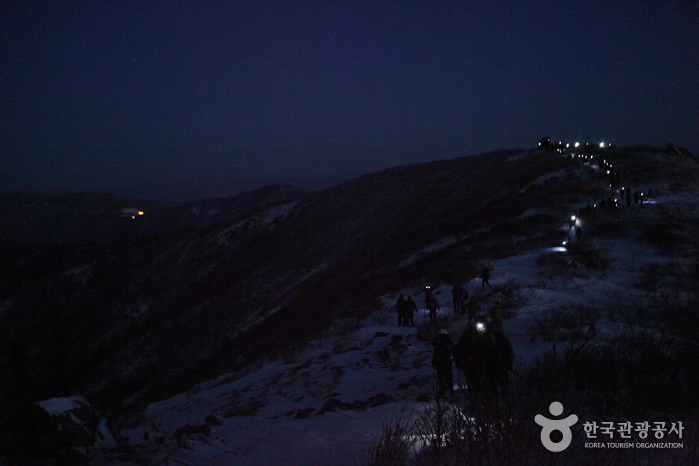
95;209;697;464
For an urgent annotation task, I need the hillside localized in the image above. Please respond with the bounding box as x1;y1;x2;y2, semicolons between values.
2;145;699;464
0;184;309;246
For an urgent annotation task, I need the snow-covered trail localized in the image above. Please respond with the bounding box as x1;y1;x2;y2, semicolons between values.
100;231;667;466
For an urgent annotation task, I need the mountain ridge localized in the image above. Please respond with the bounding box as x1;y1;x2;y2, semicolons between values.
1;145;697;414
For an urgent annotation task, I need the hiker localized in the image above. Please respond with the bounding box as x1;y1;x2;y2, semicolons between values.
460;287;470;315
395;294;406;327
426;292;440;323
404;296;417;327
424;284;433;308
568;216;575;230
432;329;455;398
452;317;514;407
626;190;632;207
490;300;504;333
467;296;480;325
575;226;583;242
451;283;464;314
481;266;492;290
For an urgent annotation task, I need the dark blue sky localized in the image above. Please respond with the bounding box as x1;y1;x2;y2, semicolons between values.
2;1;697;200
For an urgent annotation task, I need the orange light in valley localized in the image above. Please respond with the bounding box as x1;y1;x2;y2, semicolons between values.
132;216;135;219
138;211;144;215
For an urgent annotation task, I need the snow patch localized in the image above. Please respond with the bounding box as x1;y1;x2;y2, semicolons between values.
36;396;90;417
95;418;118;447
505;151;531;163
517;208;549;219
219;201;299;247
519;169;568;193
398;235;464;268
128;300;152;318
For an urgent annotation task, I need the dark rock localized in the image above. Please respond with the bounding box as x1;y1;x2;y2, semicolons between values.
55;447;89;466
155;436;167;444
35;396;100;449
0;396;106;465
319;399;338;413
373;349;391;363
317;398;350;415
417;393;430;402
350;400;369;411
410;375;431;385
294;408;316;419
143;432;149;441
205;414;223;426
374;331;390;338
397;383;411;390
174;423;211;441
371;392;395;407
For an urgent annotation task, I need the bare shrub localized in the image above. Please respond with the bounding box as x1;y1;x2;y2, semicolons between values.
492;279;527;315
638;262;665;292
536;251;573;279
602;291;651;324
358;407;415;466
667;258;699;293
536;250;591;279
411;388;537;466
652;292;699;341
362;333;699;465
566;241;612;271
642;222;687;252
223;399;265;418
416;319;442;343
527;305;597;343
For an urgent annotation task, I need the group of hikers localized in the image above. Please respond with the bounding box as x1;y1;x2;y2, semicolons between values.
431;275;511;402
431;318;513;404
576;185;650;220
393;294;418;327
570;153;655;246
415;266;493;325
392;266;513;405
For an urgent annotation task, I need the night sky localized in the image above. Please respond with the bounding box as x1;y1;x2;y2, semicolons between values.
2;2;697;200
